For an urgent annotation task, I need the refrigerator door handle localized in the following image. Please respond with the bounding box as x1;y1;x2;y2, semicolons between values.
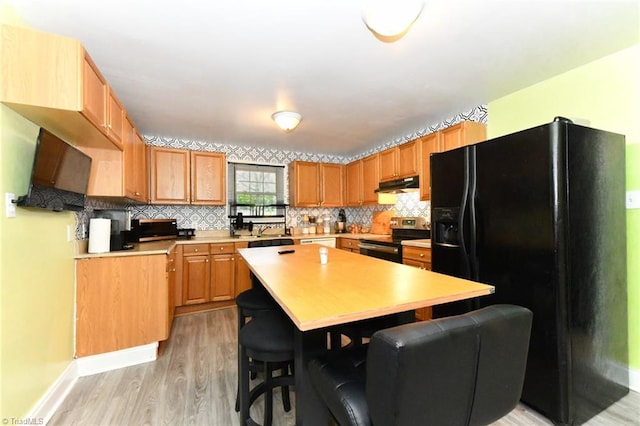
468;147;478;280
458;149;471;278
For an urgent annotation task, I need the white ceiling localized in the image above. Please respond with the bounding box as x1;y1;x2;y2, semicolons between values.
3;0;639;156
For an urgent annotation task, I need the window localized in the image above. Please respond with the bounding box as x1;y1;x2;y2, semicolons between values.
228;163;285;217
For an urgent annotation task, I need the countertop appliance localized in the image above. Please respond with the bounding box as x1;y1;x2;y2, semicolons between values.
359;216;430;263
92;209;133;251
130;218;178;242
430;117;628;425
299;237;336;248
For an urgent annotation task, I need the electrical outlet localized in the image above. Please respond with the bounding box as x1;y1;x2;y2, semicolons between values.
67;225;74;242
5;192;16;218
626;190;640;209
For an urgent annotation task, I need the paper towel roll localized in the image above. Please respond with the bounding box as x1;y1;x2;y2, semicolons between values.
88;218;111;253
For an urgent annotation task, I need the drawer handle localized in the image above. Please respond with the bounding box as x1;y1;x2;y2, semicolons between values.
194;248;198;252
419;253;424;257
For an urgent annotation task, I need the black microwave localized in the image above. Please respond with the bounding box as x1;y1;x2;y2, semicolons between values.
130;218;178;242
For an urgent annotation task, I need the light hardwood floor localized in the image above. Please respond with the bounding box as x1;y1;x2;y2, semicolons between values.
49;308;639;425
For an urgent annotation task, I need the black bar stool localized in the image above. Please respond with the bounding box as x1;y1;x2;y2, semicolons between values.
238;309;295;426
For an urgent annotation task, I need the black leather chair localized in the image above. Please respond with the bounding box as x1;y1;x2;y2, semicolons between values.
308;304;533;426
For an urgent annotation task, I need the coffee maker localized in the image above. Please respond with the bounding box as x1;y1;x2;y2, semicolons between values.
92;209;133;251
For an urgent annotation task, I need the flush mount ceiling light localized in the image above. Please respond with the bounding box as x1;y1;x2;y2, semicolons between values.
272;111;302;132
362;0;425;42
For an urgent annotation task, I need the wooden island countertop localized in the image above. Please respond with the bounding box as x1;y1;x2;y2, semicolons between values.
238;244;494;331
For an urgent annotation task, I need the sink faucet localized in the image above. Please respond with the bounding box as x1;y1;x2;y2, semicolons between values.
254;225;271;236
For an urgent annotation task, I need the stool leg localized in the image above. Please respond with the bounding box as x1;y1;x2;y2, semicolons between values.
264;360;274;426
239;342;250;424
281;364;291;412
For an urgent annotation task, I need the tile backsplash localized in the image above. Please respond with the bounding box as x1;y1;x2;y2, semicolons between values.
78;106;487;237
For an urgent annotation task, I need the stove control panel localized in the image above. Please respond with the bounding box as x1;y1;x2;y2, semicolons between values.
390;216;430;230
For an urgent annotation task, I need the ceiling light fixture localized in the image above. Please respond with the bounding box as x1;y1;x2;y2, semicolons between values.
272;111;302;132
362;0;425;42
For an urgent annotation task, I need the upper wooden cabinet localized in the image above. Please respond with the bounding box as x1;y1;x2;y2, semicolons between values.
149;147;226;205
289;161;344;207
123;116;147;202
418;132;442;201
362;154;380;205
346;154;380;206
440;121;486;152
191;151;226;205
379;141;418;182
419;122;486;201
106;90;125;149
0;24;123;151
346;160;362;206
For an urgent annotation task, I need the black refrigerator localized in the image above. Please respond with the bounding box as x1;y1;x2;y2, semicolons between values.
430;117;628;425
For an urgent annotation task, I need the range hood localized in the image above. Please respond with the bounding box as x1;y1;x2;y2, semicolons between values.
375;175;419;194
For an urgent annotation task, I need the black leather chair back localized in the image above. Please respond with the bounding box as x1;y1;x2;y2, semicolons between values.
365;304;532;426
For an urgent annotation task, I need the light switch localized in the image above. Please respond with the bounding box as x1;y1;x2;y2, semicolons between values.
626;190;640;209
5;193;16;218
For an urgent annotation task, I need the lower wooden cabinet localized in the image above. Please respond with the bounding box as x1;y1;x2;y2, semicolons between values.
402;245;433;321
182;244;211;305
210;243;235;301
179;243;237;308
338;237;361;253
75;254;169;357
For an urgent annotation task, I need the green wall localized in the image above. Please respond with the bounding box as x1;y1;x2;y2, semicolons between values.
487;44;640;374
0;10;77;420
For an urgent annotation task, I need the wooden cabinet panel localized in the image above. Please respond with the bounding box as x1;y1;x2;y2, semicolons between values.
339;238;361;253
346;160;362;206
211;253;235;301
402;245;432;321
149;147;190;204
289;161;344;207
124;116;148;202
379;148;397;182
419;132;441;201
106;90;124;149
379;141;418;182
0;25;121;150
167;247;177;333
182;254;210;305
362;154;379;205
75;255;168;356
191;151;226;205
440;121;486;152
320;163;344;207
149;147;225;205
397;140;418;178
289;161;321;207
82;53;107;132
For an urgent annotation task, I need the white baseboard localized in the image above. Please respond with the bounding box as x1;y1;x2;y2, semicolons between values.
76;342;158;377
27;361;78;424
629;365;640;393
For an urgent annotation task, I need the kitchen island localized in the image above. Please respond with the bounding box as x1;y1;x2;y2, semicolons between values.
238;244;494;425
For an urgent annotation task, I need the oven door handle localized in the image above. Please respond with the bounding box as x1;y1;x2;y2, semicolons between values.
358;243;399;254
